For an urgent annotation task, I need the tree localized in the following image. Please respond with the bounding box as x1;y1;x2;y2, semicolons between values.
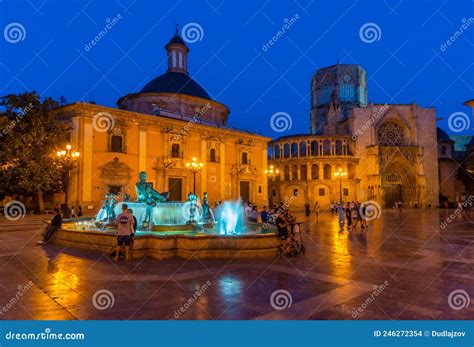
0;91;71;212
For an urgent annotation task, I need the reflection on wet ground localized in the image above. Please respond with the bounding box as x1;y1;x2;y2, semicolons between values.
0;209;472;320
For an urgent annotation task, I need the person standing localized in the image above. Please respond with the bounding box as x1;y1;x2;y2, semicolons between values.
304;202;311;232
115;204;134;261
70;206;76;218
345;202;352;229
337;202;345;232
314;201;320;223
43;208;63;244
77;205;83;217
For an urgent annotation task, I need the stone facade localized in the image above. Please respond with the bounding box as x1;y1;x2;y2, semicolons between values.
54;102;269;210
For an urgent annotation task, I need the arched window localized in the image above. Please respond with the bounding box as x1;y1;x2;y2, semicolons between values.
292;165;299;180
299;142;307;157
377;122;405;146
300;165;307;180
274;144;281;158
110;135;123;153
335;140;343;155
172;51;177;68
310;140;318;156
283;143;290;158
178;52;183;68
324;164;331;179
311;164;319;180
267;146;274;160
323;140;331;155
347;143;353;155
284;166;290;181
210;148;217;162
291;143;298;157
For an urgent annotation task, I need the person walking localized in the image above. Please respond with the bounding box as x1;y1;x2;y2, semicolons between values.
43;208;63;244
115;204;134;261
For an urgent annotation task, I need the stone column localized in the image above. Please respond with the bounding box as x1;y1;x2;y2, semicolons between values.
200;139;207;196
220;142;226;200
138;125;147;172
82;119;93;204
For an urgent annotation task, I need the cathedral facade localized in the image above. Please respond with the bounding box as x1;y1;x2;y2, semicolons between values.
53;31;270;211
269;64;440;209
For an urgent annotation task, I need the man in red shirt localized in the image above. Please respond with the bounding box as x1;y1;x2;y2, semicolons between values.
115;204;134;261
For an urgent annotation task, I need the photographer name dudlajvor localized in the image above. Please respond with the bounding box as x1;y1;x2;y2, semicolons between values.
431;330;466;338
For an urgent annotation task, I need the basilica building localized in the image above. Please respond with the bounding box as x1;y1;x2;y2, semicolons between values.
268;64;440;209
53;30;270;210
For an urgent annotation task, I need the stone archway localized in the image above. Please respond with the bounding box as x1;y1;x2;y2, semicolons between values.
382;165;416;208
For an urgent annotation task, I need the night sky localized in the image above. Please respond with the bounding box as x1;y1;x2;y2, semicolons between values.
1;0;473;138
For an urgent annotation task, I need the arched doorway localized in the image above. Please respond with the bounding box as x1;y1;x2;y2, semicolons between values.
383;172;402;208
382;168;416;208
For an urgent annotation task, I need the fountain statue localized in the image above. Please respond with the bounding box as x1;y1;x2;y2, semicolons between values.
135;171;168;203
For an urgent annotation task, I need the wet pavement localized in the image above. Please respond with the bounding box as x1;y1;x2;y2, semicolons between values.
0;209;472;320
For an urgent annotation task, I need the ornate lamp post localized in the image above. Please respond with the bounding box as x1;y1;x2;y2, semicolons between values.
333;167;347;204
56;144;80;217
264;165;280;180
265;165;280;204
185;157;204;194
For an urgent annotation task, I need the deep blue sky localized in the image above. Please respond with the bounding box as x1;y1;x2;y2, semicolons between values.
1;0;473;139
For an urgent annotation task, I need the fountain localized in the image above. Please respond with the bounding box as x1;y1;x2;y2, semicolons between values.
53;171;280;259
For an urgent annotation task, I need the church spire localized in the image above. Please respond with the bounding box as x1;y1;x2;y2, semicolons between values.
165;26;189;74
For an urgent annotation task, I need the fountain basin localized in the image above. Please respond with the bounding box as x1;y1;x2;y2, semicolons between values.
96;201;212;231
51;226;280;260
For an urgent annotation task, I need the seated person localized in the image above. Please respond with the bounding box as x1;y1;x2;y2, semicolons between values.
43;208;63;244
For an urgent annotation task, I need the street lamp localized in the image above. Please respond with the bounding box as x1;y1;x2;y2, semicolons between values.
56;144;80;217
333;167;347;204
185;157;204;194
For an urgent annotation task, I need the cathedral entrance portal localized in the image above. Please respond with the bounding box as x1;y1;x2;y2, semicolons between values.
383;184;402;208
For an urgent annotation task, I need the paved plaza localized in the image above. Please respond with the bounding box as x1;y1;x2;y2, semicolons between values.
0;209;472;320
